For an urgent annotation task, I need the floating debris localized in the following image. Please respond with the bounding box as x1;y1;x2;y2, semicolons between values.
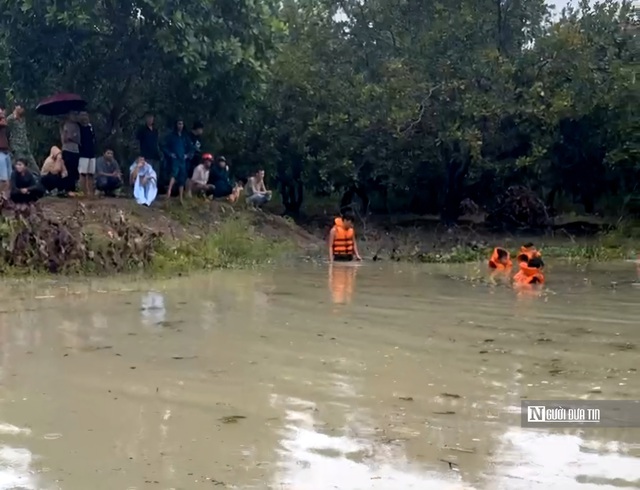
219;415;246;424
440;393;461;399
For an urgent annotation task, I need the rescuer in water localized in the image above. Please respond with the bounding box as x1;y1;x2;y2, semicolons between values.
514;256;545;285
328;213;362;263
516;242;543;265
488;247;512;271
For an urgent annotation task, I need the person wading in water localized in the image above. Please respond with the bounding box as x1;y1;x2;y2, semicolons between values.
328;213;362;263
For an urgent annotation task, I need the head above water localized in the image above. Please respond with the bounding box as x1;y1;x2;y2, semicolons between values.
496;247;509;264
528;257;544;269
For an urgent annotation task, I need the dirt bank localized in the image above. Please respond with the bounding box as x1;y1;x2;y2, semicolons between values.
0;197;321;274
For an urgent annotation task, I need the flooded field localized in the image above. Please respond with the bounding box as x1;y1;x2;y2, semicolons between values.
0;260;639;489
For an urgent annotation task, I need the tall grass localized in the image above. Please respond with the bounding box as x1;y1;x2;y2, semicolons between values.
151;215;289;274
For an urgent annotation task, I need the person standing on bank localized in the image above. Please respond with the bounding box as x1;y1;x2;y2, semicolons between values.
136;112;161;176
328;213;363;263
0;109;11;197
60;112;81;192
78;111;96;197
186;121;204;197
161;118;192;203
6;104;40;174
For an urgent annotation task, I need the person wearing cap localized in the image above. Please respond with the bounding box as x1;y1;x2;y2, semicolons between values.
189;152;215;197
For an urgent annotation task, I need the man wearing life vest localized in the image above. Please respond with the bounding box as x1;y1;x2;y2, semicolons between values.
488;247;512;271
513;256;545;285
516;242;543;265
328;213;362;262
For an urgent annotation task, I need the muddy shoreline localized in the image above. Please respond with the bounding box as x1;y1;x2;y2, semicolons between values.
0;197;637;275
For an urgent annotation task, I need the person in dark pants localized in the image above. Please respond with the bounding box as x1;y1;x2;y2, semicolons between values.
161;118;192;203
60;112;81;192
207;156;241;202
136;112;161;178
10;158;44;204
95;149;123;197
186;121;204;196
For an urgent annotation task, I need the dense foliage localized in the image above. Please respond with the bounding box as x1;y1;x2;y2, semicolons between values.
1;0;638;222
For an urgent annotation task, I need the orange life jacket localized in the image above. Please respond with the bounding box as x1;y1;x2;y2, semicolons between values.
488;247;512;270
517;246;542;263
332;218;354;257
513;262;545;285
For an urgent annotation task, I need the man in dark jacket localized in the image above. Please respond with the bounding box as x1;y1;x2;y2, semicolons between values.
161;118;192;202
186;121;204;197
136;112;161;176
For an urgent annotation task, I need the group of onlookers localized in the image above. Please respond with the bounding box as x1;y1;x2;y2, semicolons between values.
0;105;272;209
136;113;272;207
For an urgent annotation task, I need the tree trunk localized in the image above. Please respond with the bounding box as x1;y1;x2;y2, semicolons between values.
440;148;470;226
340;184;370;217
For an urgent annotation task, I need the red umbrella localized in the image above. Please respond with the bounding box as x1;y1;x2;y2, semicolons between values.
36;93;87;116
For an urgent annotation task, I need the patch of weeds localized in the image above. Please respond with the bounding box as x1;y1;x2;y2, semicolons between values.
412;245;489;264
151;215;290;274
542;244;629;261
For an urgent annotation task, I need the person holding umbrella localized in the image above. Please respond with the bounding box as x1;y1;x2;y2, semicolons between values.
35;93;87;194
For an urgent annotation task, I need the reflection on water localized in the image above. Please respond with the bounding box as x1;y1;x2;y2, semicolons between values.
0;261;638;489
329;263;359;304
493;429;640;489
140;290;166;327
0;422;39;490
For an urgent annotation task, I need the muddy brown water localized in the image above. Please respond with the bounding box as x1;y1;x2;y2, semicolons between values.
0;261;639;490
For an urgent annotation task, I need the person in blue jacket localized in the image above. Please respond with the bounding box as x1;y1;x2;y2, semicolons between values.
161;118;192;202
